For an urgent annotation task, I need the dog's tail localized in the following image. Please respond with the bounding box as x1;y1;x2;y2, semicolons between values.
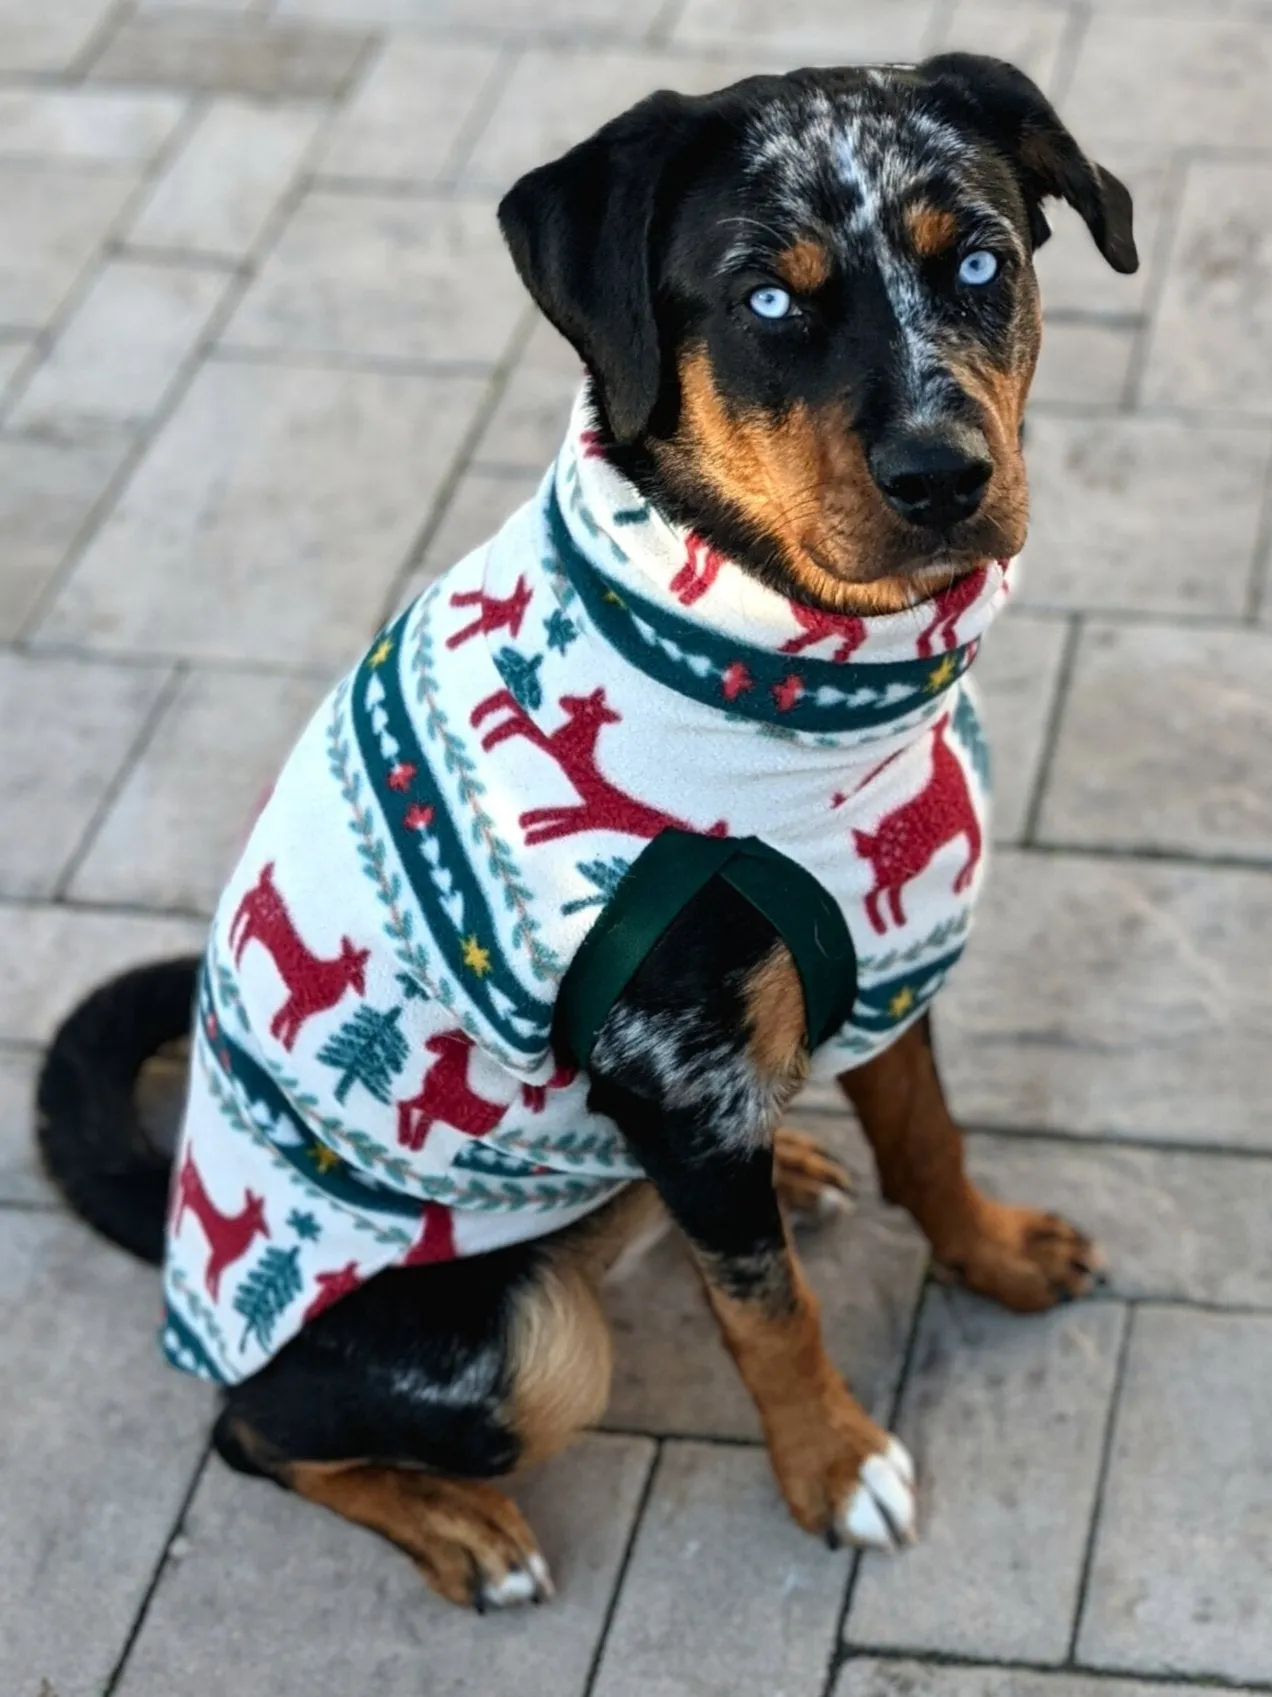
36;958;201;1264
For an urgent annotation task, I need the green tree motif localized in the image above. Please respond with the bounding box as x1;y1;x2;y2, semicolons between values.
316;1003;408;1105
234;1245;303;1353
493;646;544;709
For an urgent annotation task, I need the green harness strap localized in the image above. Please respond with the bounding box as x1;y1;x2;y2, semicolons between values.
553;829;857;1069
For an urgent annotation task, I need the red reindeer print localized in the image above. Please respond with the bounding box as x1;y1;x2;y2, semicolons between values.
303;1260;362;1324
230;863;370;1052
852;715;982;934
521;1062;577;1114
471;687;729;845
396;1030;508;1152
916;567;989;657
404;1202;458;1265
670;535;726;606
447;576;533;649
171;1149;269;1300
781;602;868;662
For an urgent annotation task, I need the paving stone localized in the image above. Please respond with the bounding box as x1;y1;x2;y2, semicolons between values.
591;1440;849;1697
90;14;373;99
0;163;142;329
931;0;1069;94
318;36;501;184
0;0;113;72
0;428;132;639
1021;414;1269;616
0;651;170;899
0;1210;213;1697
72;667;327;914
129;98;326;259
1035;161;1167;319
847;1291;1124;1662
1042;622;1272;858
39;360;485;666
461;46;762;191
969;607;1068;844
223;191;524;366
1141;159;1272;416
671;0;938;62
967;1132;1272;1309
939;851;1272;1146
115;1433;654;1697
474;317;583;469
9;259;228;430
836;1661;1198;1697
0;1044;53;1205
395;465;544;609
1065;14;1272;156
0;903;205;1045
276;0;666;33
1030;317;1133;408
0;88;186;165
1077;1307;1272;1682
604;1110;927;1439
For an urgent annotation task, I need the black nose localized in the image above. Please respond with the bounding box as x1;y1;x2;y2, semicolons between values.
868;428;993;530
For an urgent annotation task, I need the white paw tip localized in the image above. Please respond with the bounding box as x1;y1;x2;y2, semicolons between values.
482;1555;553;1608
815;1185;854;1219
839;1439;918;1552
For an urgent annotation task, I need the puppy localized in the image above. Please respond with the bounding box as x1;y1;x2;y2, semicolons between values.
39;55;1136;1610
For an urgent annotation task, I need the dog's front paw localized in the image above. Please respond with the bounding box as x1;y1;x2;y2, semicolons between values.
936;1199;1106;1313
770;1396;917;1554
773;1125;854;1224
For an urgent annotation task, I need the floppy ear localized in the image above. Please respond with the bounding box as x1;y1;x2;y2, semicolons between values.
497;91;696;444
922;53;1138;273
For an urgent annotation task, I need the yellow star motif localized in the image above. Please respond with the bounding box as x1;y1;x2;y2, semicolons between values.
603;588;627;609
461;933;492;977
924;654;958;693
310;1144;341;1174
368;636;394;668
888;985;915;1019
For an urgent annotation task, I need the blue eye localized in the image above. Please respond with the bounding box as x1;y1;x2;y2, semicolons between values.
749;285;793;319
958;250;999;287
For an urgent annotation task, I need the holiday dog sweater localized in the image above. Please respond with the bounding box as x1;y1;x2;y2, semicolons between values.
162;390;1010;1385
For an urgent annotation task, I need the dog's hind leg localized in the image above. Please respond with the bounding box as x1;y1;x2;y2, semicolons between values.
212;1191;656;1610
839;1014;1105;1311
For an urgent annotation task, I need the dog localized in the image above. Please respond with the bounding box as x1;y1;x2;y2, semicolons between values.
37;55;1136;1612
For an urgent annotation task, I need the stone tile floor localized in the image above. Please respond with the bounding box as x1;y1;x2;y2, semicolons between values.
2;1;1271;1693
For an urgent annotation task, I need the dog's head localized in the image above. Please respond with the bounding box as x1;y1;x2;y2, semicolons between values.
499;57;1136;612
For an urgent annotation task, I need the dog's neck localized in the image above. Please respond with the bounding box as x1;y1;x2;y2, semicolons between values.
546;387;1014;740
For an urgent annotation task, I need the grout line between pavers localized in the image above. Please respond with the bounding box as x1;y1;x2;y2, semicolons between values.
1018;611;1081;845
0;889;212;925
963;1119;1272;1166
1120;148;1189;414
1047;0;1091;110
101;1443;213;1697
1242;425;1272;623
1027;397;1272;432
435;41;522;189
65;0;135;83
838;1641;1272;1693
12;79;348;646
1;640;339;682
821;1263;932;1697
1065;1300;1135;1666
921;0;957;58
53;661;187;902
1005;598;1271;632
581;1437;663;1697
645;0;689;48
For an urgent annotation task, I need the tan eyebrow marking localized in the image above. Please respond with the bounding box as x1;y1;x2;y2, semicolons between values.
906;204;959;258
774;239;831;292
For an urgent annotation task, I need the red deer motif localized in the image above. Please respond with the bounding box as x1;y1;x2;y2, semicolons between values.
396;1031;508;1152
521;1062;578;1113
303;1260;362;1323
853;715;982;934
404;1201;458;1265
447;576;533;649
171;1149;269;1300
230;863;369;1051
781;602;868;662
916;567;989;657
670;535;726;606
470;687;728;845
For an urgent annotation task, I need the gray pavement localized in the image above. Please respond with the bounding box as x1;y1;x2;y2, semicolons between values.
2;2;1271;1693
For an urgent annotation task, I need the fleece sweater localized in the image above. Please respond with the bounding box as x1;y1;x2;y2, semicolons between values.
162;390;1010;1384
